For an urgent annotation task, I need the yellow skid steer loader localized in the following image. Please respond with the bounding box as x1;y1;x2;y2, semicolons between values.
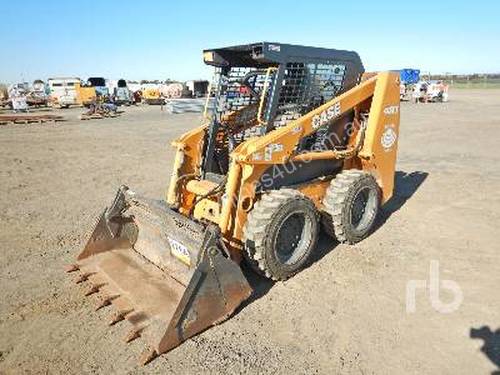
66;42;400;364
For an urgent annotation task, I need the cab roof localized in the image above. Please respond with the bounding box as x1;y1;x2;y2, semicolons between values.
203;42;364;72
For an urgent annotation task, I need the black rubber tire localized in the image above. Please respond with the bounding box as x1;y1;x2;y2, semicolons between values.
243;189;320;280
322;169;380;244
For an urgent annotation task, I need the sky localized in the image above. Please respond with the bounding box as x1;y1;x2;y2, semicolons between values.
1;0;499;83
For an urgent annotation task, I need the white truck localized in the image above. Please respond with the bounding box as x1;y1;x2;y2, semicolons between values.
47;77;80;108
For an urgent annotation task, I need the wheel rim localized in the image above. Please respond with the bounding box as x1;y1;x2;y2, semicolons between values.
274;211;312;265
350;186;378;232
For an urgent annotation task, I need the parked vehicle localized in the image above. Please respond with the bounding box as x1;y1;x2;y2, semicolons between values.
67;42;401;365
185;80;210;97
88;77;109;97
113;79;133;105
76;81;97;107
426;80;449;102
26;79;48;107
143;86;163;105
48;77;80;108
412;80;449;103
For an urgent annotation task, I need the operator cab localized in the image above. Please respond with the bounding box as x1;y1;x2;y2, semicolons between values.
201;42;364;184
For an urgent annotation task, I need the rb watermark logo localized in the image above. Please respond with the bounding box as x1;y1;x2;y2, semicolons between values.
406;260;463;314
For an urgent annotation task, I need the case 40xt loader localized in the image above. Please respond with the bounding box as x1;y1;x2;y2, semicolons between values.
66;42;400;364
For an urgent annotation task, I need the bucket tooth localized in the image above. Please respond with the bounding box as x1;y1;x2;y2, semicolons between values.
109;310;130;326
75;272;94;284
139;348;158;366
74;274;87;284
94;294;116;311
84;284;102;296
124;328;141;343
64;264;79;273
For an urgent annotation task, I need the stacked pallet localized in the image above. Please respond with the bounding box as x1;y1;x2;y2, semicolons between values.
165;98;215;114
0;114;64;125
80;112;119;120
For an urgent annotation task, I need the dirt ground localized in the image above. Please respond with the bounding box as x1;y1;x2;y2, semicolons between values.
1;91;499;374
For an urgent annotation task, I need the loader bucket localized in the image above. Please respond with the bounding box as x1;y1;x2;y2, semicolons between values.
68;186;252;364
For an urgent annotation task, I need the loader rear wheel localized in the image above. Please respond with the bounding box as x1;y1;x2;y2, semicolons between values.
322;170;380;244
244;189;319;280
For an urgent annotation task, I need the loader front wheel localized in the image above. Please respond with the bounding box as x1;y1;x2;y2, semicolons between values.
322;170;380;244
244;189;319;280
